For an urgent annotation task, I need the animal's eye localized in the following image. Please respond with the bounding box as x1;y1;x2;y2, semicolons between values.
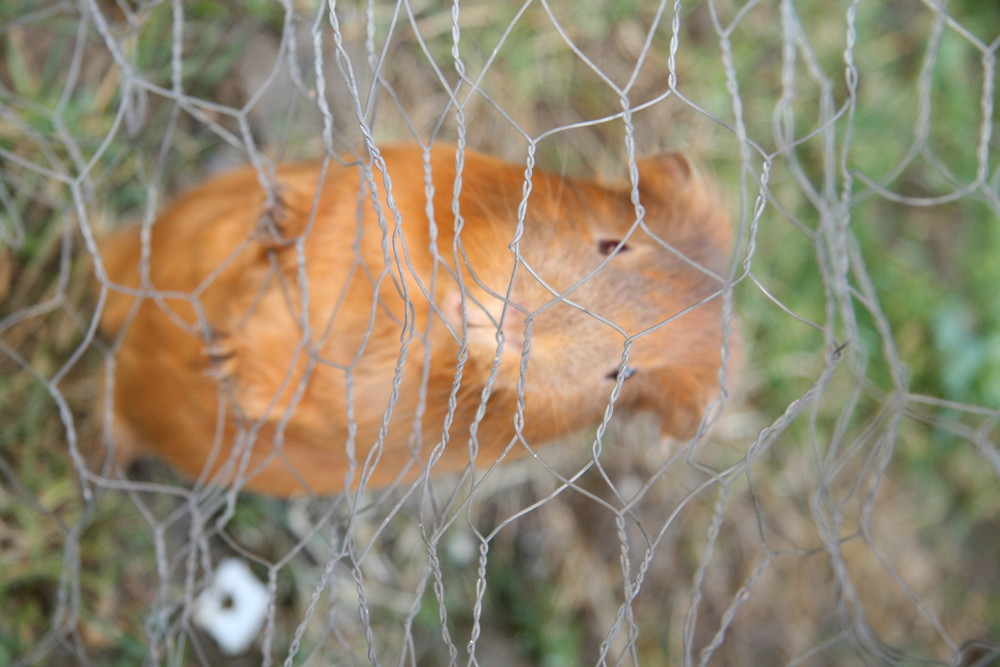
606;366;637;382
597;239;630;256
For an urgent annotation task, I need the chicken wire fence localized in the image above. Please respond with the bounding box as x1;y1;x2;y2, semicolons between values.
2;0;999;665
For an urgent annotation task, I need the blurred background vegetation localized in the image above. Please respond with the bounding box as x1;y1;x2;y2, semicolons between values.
1;0;998;664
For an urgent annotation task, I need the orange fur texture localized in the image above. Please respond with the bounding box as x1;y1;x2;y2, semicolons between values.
97;144;734;496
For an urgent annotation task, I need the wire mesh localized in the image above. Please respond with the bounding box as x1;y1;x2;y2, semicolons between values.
1;0;999;665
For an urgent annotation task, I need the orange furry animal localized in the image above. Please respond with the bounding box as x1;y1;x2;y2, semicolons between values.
97;144;734;496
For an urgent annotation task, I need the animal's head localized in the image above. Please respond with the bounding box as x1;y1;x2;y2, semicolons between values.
421;148;735;440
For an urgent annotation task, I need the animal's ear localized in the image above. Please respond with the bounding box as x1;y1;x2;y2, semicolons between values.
636;152;695;201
